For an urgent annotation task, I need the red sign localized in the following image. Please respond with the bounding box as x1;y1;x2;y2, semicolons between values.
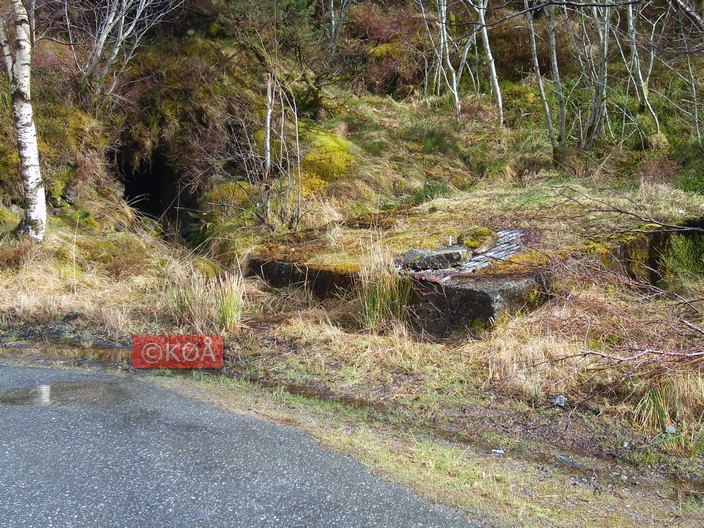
132;335;224;369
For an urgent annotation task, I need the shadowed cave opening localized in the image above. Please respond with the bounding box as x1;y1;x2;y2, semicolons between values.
119;147;198;237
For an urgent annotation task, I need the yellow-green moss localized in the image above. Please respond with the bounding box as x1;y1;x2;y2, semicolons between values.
202;181;255;227
300;171;329;195
486;250;552;275
194;257;220;279
301;128;357;182
0;206;19;234
458;226;495;250
60;210;102;234
369;43;403;59
384;232;447;253
305;253;361;274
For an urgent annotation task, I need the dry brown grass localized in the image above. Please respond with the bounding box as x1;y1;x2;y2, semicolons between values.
0;225;193;339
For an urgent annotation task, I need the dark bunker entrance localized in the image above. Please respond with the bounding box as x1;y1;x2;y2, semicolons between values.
120;147;198;237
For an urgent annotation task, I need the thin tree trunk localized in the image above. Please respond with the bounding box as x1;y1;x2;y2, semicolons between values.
476;0;503;125
262;71;274;223
437;0;461;119
1;1;46;241
685;45;702;146
626;3;660;133
547;5;568;163
525;0;556;151
582;3;611;151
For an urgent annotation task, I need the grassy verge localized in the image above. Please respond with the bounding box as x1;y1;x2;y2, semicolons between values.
155;371;704;528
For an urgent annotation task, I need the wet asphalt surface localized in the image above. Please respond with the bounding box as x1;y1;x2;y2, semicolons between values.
0;365;480;527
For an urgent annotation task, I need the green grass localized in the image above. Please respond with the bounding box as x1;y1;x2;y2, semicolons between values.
661;233;704;279
675;143;704;194
169;270;246;334
354;248;413;330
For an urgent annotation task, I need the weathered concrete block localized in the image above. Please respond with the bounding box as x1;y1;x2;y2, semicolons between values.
403;245;471;270
409;272;548;336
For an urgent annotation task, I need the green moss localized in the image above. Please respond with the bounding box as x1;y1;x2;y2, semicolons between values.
0;136;20;201
457;226;495;250
60;210;102;234
46;167;74;204
194;257;220;279
36;103;106;164
301;127;357;181
77;233;149;277
0;206;19;230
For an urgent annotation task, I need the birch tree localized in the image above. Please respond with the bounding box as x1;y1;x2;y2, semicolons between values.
461;0;503;125
62;0;184;93
0;0;46;241
524;0;561;160
415;0;463;118
625;1;659;132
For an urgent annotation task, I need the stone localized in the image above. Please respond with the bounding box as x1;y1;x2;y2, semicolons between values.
113;180;126;199
665;424;677;435
8;204;24;216
403;245;471;270
62;183;79;205
549;394;567;408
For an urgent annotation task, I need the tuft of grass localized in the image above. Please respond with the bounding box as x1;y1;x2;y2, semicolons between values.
216;271;246;334
0;236;38;270
633;374;704;456
409;180;451;205
634;387;672;432
354;240;412;331
400;119;459;155
169;270;246;335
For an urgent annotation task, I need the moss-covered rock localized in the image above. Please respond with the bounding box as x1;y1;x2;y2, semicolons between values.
194;257;220;279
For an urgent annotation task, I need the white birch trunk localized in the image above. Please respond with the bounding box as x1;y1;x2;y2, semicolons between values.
476;0;503;126
626;3;660;133
437;0;461;119
547;5;567;162
1;0;46;241
524;0;556;150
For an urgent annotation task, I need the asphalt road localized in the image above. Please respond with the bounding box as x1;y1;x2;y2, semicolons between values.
0;365;479;528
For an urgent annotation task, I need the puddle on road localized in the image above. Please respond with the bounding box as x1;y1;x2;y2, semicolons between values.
0;380;127;406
